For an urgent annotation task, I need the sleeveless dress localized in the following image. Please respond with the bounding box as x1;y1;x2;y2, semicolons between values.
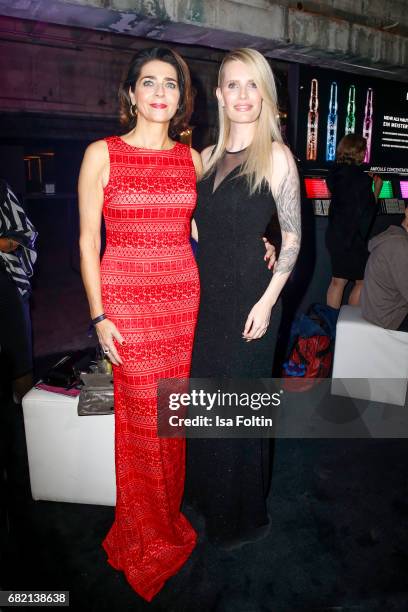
100;136;199;601
185;150;282;544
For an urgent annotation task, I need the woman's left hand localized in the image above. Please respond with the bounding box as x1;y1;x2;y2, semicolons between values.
243;298;274;341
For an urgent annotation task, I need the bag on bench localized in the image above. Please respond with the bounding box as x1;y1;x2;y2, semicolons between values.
77;372;114;416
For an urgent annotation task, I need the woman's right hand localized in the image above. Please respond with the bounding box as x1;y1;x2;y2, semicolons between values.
95;318;125;366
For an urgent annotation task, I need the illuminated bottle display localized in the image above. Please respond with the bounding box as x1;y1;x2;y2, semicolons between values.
326;81;338;161
363;88;373;163
345;85;356;135
306;78;319;160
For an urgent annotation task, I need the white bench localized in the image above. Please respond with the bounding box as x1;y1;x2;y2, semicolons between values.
331;305;408;406
22;387;116;505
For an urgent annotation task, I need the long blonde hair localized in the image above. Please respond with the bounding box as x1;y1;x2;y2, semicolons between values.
206;48;283;194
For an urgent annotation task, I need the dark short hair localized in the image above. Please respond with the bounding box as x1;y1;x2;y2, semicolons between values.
336;134;367;164
118;47;193;137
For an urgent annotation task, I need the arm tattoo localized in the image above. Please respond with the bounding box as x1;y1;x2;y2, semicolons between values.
274;164;301;276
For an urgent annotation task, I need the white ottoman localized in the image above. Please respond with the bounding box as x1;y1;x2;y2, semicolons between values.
22;387;116;505
332;306;408;406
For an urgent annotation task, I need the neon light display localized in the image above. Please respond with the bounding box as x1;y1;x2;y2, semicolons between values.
306;78;319;160
304;178;331;199
372;180;393;199
399;181;408;198
363;88;373;163
345;85;356;135
326;82;338;161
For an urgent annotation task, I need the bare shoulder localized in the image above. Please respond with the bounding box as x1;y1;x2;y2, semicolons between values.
79;140;110;191
270;142;300;204
83;139;109;164
190;147;203;178
271;141;294;168
200;144;216;167
80;140;108;175
271;142;298;185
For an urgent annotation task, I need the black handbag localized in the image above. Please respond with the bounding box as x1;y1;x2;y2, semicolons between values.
43;350;91;388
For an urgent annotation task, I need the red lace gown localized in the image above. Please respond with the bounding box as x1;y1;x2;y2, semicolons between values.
100;136;199;601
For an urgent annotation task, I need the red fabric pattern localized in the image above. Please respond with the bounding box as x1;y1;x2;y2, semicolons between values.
100;136;199;601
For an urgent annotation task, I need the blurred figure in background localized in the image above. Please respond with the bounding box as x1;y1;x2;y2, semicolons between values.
326;134;382;309
361;207;408;332
0;179;37;402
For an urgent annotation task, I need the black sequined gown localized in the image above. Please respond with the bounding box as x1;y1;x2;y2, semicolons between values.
185;150;282;543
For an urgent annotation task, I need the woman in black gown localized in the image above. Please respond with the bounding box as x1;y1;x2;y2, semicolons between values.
326;134;383;308
185;48;301;548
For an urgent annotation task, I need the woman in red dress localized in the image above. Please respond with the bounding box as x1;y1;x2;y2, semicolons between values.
78;47;202;601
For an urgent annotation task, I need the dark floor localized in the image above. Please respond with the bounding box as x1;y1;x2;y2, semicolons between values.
1;206;408;611
2;372;408;612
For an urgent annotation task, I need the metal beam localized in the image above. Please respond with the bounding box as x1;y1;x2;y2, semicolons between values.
0;0;407;81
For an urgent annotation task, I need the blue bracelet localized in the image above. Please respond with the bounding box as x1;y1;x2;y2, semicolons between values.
91;313;106;326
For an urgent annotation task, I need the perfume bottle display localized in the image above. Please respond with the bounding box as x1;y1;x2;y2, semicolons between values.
326;82;338;161
345;85;356;135
363;88;373;163
306;78;319;160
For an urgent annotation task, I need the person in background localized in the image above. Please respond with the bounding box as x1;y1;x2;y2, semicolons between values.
326;134;382;309
360;207;408;332
0;179;37;402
